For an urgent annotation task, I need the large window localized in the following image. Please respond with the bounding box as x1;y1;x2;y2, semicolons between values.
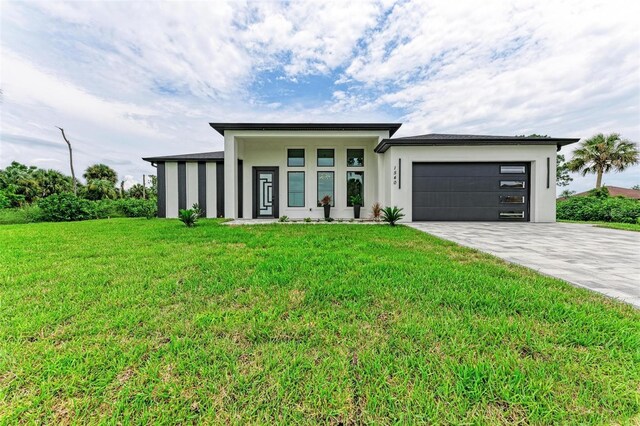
288;172;305;207
347;171;364;206
317;171;335;206
287;149;305;167
347;149;364;167
317;149;334;167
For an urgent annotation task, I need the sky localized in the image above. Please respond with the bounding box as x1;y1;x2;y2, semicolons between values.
1;0;638;192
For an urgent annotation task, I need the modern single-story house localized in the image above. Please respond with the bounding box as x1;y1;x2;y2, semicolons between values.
142;123;579;222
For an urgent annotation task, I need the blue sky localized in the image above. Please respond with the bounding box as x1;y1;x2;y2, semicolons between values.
1;0;638;192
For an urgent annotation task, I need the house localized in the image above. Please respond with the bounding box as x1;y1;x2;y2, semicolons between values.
568;186;640;200
142;123;579;222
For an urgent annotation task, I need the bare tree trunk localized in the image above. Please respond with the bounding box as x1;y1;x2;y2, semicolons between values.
595;169;603;189
142;174;146;199
56;127;77;195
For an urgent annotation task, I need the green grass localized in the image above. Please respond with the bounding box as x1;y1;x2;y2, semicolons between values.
559;219;640;232
1;219;638;424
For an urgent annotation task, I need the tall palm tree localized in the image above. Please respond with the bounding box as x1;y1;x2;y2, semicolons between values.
568;133;639;188
83;163;118;185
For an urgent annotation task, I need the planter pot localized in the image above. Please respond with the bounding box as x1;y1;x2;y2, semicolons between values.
353;205;361;219
323;205;331;219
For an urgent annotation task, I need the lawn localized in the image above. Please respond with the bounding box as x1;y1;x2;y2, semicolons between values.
559;220;640;232
1;219;638;424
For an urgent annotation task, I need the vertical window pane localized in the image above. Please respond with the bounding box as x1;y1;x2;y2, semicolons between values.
346;171;364;206
287;149;304;167
317;149;335;167
317;171;334;206
347;149;364;167
287;172;304;207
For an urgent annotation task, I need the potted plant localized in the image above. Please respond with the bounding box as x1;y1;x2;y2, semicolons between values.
320;195;332;219
350;193;363;219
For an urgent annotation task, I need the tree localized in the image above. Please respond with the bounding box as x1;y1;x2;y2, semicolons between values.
556;154;572;187
128;183;146;199
83;164;118;185
34;169;73;198
147;175;157;198
568;133;639;188
83;179;118;200
56;127;77;195
633;184;640;190
558;189;576;199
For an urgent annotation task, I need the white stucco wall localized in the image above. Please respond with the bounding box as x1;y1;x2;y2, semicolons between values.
382;144;558;222
165;162;179;218
186;162;199;208
206;162;217;218
233;132;387;219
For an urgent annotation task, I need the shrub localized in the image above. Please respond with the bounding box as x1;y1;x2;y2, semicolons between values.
0;206;42;224
279;215;289;222
349;193;363;206
117;198;157;218
38;193;95;222
557;196;640;223
178;208;199;227
303;217;312;223
371;202;382;221
381;206;405;226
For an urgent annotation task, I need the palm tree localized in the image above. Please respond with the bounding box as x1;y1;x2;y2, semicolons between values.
83;163;118;185
568;133;639;188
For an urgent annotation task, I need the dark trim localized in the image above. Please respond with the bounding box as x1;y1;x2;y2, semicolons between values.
143;151;224;162
546;157;550;189
375;137;581;153
252;167;279;218
216;163;225;218
287;171;305;207
398;158;402;189
210;122;402;137
238;160;243;218
317;170;335;207
157;162;166;218
198;162;207;217
177;162;186;210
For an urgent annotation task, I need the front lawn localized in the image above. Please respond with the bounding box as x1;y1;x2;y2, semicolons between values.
559;220;640;232
1;219;638;424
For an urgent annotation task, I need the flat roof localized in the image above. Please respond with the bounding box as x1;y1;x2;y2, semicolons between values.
142;151;224;163
374;133;581;153
209;122;402;137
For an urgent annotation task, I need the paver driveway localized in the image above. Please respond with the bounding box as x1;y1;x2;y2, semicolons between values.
408;222;640;308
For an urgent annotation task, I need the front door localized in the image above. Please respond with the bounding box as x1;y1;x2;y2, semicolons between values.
253;167;279;218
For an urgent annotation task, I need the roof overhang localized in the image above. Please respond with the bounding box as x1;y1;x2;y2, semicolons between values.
142;151;224;163
374;136;581;153
210;122;402;137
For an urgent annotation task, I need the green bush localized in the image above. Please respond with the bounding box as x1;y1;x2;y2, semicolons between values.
178;208;199;227
38;193;96;222
557;196;640;223
0;206;42;224
381;206;405;226
0;191;10;209
116;198;157;218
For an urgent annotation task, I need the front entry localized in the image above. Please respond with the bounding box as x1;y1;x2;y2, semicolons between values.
252;167;279;218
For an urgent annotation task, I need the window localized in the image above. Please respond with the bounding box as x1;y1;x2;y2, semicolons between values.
500;180;526;189
499;211;525;219
500;165;526;174
346;171;364;206
347;149;364;167
317;171;334;206
287;149;304;167
500;195;525;204
288;172;304;207
317;149;334;167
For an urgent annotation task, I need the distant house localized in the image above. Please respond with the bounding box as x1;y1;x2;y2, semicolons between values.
143;122;579;222
568;186;640;200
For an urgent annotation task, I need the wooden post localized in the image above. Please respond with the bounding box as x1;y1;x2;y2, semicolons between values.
142;174;146;199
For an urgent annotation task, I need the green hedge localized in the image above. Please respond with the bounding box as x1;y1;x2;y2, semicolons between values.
34;193;157;222
557;196;640;223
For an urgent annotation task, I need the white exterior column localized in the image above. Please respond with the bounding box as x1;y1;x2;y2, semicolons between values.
224;133;237;218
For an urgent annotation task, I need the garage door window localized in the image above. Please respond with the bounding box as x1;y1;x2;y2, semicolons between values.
499;211;525;219
500;195;525;204
500;180;526;189
500;165;526;174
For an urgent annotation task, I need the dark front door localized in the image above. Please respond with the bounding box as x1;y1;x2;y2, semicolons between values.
253;167;279;218
412;162;530;221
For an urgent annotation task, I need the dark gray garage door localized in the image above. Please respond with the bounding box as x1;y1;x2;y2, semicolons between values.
412;162;530;221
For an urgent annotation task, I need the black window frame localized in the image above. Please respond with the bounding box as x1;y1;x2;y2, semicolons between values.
317;171;335;207
346;171;364;207
287;148;305;167
347;148;364;167
287;171;305;208
317;148;335;167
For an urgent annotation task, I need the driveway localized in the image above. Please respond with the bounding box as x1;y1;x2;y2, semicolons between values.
407;222;640;308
